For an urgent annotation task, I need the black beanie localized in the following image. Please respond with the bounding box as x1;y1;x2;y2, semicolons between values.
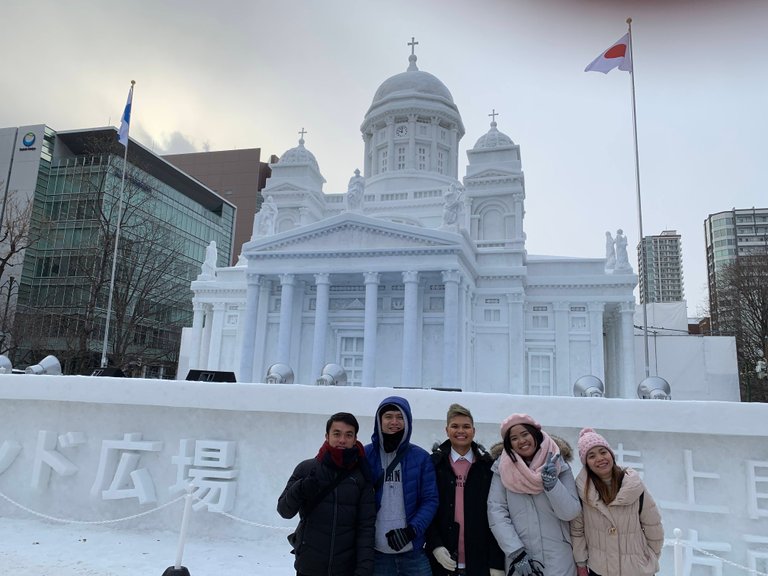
378;403;400;417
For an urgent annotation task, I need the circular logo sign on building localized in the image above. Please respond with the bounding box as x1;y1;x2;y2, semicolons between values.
22;132;36;147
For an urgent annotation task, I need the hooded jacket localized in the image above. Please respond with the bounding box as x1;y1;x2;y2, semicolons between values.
364;396;438;553
487;453;581;576
427;440;504;576
571;467;664;576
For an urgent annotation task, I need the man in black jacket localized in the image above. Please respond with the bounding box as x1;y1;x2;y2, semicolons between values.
426;404;505;576
278;412;376;576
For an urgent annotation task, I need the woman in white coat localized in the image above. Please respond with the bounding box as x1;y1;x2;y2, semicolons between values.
488;414;581;576
570;428;664;576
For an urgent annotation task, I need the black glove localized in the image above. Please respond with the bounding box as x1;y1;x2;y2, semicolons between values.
386;526;415;551
301;472;321;500
509;551;533;576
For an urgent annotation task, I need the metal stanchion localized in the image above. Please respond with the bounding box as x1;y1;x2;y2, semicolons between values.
673;528;683;576
162;484;194;576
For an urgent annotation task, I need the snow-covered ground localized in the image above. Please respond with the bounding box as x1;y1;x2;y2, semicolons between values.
0;515;294;575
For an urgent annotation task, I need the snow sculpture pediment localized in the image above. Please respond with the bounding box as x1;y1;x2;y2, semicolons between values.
464;168;523;186
243;214;462;256
264;182;304;193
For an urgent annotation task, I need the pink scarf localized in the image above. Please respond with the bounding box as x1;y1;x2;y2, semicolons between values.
499;432;561;494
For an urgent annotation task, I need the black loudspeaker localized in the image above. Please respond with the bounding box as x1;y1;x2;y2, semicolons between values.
91;367;126;377
185;369;236;382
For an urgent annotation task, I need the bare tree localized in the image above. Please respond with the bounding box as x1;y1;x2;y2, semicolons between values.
0;186;39;355
13;136;193;376
715;255;768;402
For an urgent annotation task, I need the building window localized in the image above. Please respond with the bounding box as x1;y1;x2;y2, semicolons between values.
379;149;388;173
570;315;587;330
417;147;429;170
484;309;501;322
530;305;551;329
396;146;406;170
437;151;445;174
339;335;364;386
528;353;553;395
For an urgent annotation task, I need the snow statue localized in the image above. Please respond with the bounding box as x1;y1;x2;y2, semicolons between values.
441;183;463;230
199;240;217;280
252;195;278;238
614;228;633;273
346;168;365;213
605;230;616;272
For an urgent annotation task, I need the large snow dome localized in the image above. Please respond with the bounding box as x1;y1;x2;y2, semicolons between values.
371;56;455;105
365;53;461;121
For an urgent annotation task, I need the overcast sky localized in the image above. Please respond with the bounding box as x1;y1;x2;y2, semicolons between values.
3;0;766;316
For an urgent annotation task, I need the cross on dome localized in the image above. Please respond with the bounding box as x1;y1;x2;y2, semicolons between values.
407;36;419;71
408;36;419;56
488;109;499;124
298;127;307;144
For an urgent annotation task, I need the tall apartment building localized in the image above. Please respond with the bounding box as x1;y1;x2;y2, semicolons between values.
705;207;768;332
165;149;275;263
0;124;235;376
637;230;685;304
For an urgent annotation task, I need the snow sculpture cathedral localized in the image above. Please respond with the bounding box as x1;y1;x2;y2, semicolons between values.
178;47;638;397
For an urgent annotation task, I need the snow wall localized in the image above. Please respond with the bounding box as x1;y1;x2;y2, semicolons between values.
0;375;766;576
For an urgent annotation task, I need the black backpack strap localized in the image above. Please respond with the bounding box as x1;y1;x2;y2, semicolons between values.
374;449;406;492
639;491;644;515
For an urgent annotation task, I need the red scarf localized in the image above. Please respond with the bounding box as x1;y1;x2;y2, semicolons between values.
316;440;366;470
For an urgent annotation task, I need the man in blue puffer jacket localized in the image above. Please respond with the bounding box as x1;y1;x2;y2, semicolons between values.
365;396;438;576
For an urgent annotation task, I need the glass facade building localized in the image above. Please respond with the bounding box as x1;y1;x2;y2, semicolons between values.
704;207;768;333
10;126;235;376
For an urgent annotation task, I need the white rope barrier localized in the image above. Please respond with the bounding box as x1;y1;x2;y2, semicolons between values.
3;494;766;576
0;488;185;525
215;509;292;531
0;486;291;532
671;528;768;576
688;546;768;576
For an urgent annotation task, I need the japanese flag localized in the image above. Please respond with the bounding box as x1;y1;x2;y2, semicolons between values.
585;33;632;74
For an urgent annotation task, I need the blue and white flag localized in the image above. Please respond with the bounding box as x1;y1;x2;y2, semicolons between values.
117;83;134;147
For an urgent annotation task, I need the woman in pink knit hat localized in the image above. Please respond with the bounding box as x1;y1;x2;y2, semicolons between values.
570;428;664;576
487;413;581;576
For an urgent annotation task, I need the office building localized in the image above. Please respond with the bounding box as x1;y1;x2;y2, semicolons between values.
0;124;235;376
165;149;275;263
637;230;685;304
705;207;768;332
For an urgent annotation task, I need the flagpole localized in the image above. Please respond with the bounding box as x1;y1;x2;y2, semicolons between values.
100;80;135;369
626;18;651;379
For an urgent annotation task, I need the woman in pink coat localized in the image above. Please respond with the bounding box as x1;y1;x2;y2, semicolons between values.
570;428;664;576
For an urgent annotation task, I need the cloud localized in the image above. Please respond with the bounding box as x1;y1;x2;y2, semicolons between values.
157;131;198;155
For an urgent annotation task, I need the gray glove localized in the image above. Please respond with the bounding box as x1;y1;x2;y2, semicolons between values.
509;551;533;576
541;452;560;491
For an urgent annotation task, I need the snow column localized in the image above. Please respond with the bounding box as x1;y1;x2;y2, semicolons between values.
508;291;525;394
362;272;380;387
588;302;606;384
442;270;460;389
401;271;419;386
277;274;295;366
620;301;636;398
238;273;261;383
206;302;225;370
189;300;204;369
554;302;571;396
310;273;330;382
